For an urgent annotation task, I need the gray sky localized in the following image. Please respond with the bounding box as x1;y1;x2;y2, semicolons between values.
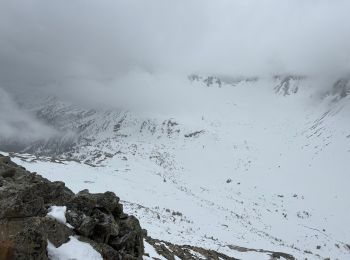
1;0;350;90
0;0;350;142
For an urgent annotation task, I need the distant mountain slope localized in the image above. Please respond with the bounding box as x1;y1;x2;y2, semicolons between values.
1;75;350;259
6;75;349;163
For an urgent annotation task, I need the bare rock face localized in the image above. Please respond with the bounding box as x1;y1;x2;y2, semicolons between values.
0;154;144;260
66;189;144;259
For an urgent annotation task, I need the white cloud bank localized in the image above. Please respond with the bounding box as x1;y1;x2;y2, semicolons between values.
0;0;349;89
0;88;55;143
0;0;349;138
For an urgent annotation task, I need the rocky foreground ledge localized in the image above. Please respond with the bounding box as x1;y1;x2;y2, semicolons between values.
0;154;144;259
0;154;295;260
0;154;234;260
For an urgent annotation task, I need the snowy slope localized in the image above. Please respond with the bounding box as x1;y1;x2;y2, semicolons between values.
3;76;350;259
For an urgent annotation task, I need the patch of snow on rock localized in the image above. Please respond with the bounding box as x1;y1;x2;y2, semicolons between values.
47;206;67;224
47;236;103;260
47;205;73;228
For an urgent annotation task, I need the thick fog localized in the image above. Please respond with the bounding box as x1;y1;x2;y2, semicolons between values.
0;0;350;141
1;0;350;86
0;88;55;143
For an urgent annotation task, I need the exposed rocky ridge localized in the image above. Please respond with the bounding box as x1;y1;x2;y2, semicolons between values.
329;78;350;100
145;237;239;260
0;154;251;260
144;237;296;260
0;154;298;260
0;154;144;259
273;75;303;96
188;74;258;87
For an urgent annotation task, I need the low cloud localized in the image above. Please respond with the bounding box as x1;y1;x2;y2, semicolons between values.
0;0;349;116
0;88;56;144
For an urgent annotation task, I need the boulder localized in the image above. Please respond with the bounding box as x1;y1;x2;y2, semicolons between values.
0;154;144;260
5;229;48;260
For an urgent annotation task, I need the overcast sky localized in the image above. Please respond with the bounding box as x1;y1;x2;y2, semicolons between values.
1;0;350;92
0;0;350;143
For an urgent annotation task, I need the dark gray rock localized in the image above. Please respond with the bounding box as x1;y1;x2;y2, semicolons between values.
89;209;119;243
0;154;144;260
10;229;48;260
0;217;73;248
79;236;121;260
66;189;97;215
0;168;16;178
66;189;143;259
109;216;144;258
0;186;45;219
77;215;97;237
67;189;123;217
34;218;73;247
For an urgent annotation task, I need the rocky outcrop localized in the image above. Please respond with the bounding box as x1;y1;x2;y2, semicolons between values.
0;154;296;260
0;154;144;260
145;237;239;260
274;75;303;96
144;237;297;260
330;78;350;100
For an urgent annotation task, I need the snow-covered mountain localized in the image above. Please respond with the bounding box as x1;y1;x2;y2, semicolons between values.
2;75;350;259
